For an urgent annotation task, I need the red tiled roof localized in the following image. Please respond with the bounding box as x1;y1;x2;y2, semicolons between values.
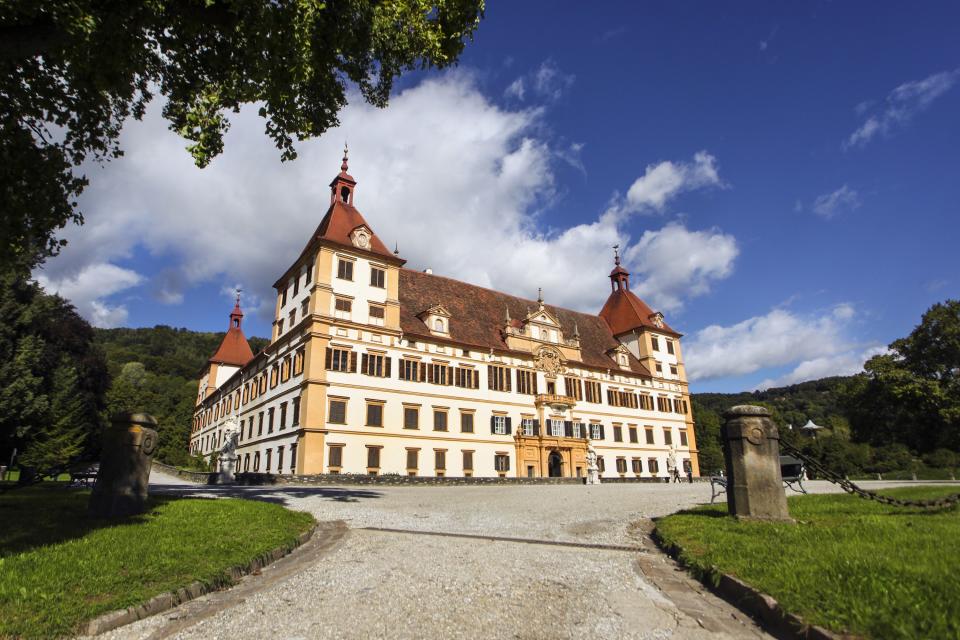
398;269;653;376
313;200;394;258
210;327;254;366
599;288;680;337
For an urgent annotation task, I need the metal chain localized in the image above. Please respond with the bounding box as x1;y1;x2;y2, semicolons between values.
780;441;960;511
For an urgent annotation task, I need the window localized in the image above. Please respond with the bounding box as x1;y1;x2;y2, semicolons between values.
645;427;655;445
301;299;309;319
370;267;385;288
632;458;643;474
403;406;419;429
266;449;273;472
326;347;355;372
549;419;565;437
400;359;422;381
268;407;276;432
461;411;475;433
670;365;678;376
328;399;347;424
270;365;279;388
655;363;663;374
368;304;385;326
590;423;604;440
277;319;284;334
292;397;300;426
613;425;623;442
521;418;537;436
666;339;675;355
639;394;653;411
494;453;510;473
454;367;479;389
254;451;261;472
281;357;291;382
649;458;660;474
616;458;627;474
516;369;538;395
565;377;583;401
597;456;605;473
361;353;390;377
572;422;586;439
329;445;343;468
366;446;381;470
435;450;446;472
426;363;452;385
290;443;297;473
463;451;474;473
293;275;299;296
433;409;448;431
281;288;287;306
657;396;671;412
664;429;673;445
406;449;419;472
487;365;511;392
337;259;354;281
277;446;285;474
680;430;688;446
334;298;352;320
584;380;602;403
491;415;511;435
258;412;264;436
651;336;660;351
433;318;445;332
629;426;638;443
366;402;383;427
305;262;313;284
288;309;296;328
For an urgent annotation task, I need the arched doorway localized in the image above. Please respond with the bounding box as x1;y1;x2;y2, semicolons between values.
548;451;563;477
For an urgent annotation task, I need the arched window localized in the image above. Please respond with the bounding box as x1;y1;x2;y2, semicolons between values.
434;318;444;332
341;186;350;203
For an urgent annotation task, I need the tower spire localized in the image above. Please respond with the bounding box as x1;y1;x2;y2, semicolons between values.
330;147;357;205
608;244;630;292
341;142;349;172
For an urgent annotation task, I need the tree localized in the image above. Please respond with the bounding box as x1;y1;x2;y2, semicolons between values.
692;400;724;474
0;274;108;471
18;360;90;471
1;0;485;271
842;300;960;452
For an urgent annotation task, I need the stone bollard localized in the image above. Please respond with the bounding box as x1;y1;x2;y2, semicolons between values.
88;413;158;518
721;405;792;522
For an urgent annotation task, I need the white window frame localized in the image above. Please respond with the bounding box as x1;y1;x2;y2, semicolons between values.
521;418;535;436
493;415;508;435
591;424;602;440
550;420;564;437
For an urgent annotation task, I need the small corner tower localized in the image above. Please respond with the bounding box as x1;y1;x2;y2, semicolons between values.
197;293;255;406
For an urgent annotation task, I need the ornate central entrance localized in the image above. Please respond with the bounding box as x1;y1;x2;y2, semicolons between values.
548;451;563;477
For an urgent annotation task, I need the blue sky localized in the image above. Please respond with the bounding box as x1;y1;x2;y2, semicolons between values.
35;1;960;392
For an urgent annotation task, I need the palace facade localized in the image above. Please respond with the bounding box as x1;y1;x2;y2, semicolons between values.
190;152;699;479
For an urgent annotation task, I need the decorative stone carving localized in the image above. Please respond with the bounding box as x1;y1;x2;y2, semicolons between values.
650;312;664;328
585;447;600;485
88;413;158;518
721;405;793;522
534;346;565;376
350;226;371;249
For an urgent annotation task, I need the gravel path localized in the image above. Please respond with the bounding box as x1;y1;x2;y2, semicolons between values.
97;473;954;640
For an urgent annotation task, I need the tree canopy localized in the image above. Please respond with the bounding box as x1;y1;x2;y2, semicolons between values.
1;0;484;271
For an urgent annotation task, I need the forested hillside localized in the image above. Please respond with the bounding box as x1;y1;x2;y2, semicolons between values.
94;326;269;466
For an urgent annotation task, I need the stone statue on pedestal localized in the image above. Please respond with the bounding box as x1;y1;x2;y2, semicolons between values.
585;446;600;485
667;447;681;483
217;419;240;484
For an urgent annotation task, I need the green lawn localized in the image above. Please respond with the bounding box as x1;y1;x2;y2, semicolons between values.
656;487;960;639
0;486;315;639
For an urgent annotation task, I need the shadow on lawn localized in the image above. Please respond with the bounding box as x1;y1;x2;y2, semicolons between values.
148;482;384;505
0;486;180;558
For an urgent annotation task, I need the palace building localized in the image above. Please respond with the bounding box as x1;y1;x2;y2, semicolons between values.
190;151;699;479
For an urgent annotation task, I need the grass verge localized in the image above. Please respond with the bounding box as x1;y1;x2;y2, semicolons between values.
655;486;959;639
0;485;315;638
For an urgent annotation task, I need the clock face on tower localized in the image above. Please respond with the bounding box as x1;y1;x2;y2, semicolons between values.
351;226;371;249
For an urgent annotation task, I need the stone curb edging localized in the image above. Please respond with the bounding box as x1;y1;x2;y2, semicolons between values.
83;524;318;636
650;528;862;640
150;460;214;484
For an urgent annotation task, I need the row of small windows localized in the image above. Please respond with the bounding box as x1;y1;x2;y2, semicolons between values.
327;445;506;477
324;347;688;414
325;397;688;445
333;298;386;326
650;336;676;355
194;350;304;432
280;262;314;307
240;443;298;474
191;397;302;454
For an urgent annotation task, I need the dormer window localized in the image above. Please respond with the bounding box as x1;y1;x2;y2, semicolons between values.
434;318;445;332
419;304;452;337
619;353;628;366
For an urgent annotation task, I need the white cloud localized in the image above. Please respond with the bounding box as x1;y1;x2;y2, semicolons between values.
622;151;722;214
684;304;863;382
812;185;860;219
504;77;525;100
37;71;735;328
846;68;959;148
756;346;888;390
35;263;144;328
624;223;738;313
505;59;575;102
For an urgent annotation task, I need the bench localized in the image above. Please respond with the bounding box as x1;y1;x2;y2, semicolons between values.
70;464;99;488
709;456;807;503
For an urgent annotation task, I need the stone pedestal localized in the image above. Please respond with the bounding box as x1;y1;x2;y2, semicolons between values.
88;413;158;518
721;405;792;522
218;453;237;484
